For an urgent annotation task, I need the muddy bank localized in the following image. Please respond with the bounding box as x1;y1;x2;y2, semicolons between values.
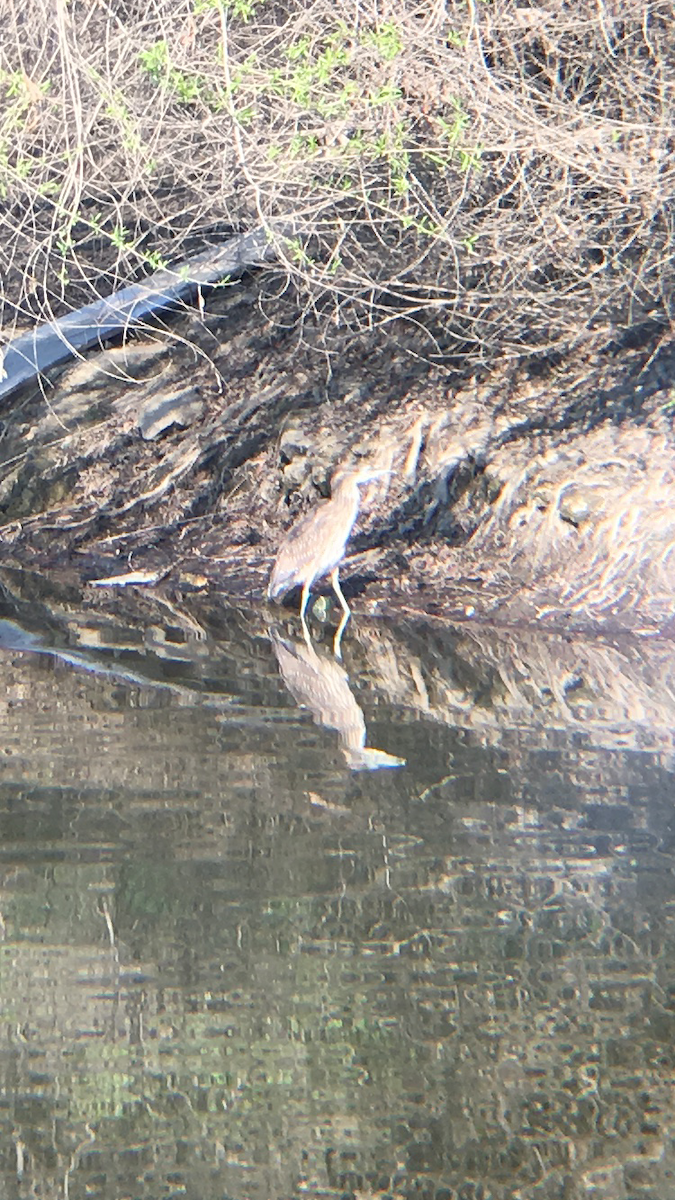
1;269;674;634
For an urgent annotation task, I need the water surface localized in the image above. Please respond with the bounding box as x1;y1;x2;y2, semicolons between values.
1;570;674;1199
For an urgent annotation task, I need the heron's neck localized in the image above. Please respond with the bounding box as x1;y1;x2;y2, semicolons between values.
335;480;361;516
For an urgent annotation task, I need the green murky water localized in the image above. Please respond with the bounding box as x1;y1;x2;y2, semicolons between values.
1;569;674;1200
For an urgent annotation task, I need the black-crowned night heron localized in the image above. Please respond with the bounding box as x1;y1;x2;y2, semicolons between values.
271;628;405;770
268;464;385;654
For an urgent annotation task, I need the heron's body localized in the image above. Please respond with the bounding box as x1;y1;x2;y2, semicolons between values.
268;465;382;653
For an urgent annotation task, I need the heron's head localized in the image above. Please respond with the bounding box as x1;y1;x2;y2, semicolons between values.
331;463;390;492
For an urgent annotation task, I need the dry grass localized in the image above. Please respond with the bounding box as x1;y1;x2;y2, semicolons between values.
1;0;673;367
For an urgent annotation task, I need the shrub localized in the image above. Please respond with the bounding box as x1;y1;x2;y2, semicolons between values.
0;0;673;367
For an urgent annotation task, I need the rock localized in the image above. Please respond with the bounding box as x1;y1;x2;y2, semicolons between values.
135;388;205;440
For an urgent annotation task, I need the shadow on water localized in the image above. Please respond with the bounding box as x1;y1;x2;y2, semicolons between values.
1;567;675;1199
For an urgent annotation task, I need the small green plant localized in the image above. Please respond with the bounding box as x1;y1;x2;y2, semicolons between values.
384;121;410;191
110;223;133;252
368;83;402;107
343;131;365;156
267;24;354;114
174;72;200;103
138;41;170;84
289;133;320;158
287;238;313;267
364;21;403;61
458;144;482;172
422;101;482;174
235;104;255;125
105;94;142;153
139;42;206;105
194;0;260;17
286;64;314;107
320;80;357;118
143;250;168;270
286;36;311;62
0;71;50;144
225;0;260;18
56;226;73;257
315;42;349;82
437;101;469;145
5;71;51;105
218;52;257;100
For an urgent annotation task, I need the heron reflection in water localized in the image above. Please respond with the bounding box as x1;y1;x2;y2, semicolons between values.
271;628;404;771
268;464;387;657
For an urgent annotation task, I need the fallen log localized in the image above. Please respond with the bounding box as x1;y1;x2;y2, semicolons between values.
0;225;278;405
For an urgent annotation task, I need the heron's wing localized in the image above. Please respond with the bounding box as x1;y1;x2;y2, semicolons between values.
268;507;321;596
270;501;349;596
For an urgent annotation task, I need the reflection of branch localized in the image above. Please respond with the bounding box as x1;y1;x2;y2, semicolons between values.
270;628;404;771
13;1134;25;1181
99;897;118;958
63;1122;96;1199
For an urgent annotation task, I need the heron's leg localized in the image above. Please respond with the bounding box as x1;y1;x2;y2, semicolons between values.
330;569;351;659
300;583;313;649
299;583;311;622
330;569;351;618
333;609;350;660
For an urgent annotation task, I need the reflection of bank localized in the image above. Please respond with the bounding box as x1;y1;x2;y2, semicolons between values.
270;628;405;772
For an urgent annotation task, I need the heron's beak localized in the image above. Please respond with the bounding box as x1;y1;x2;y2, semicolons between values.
354;466;391;486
